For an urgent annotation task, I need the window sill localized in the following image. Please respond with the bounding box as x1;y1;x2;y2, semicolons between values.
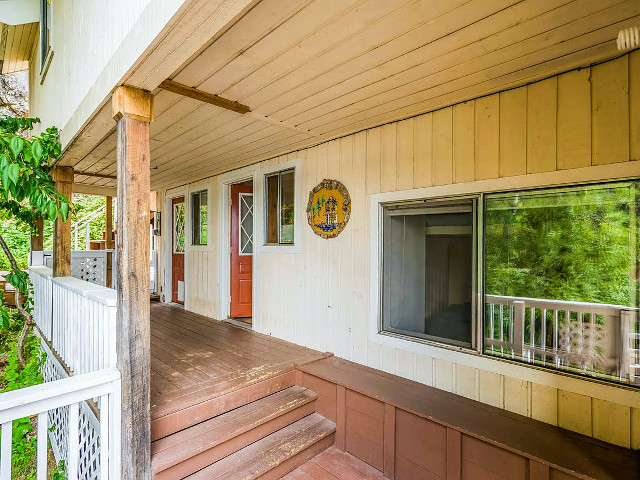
257;243;300;254
368;328;640;404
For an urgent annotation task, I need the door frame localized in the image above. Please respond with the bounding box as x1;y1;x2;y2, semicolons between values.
217;164;260;328
163;189;187;306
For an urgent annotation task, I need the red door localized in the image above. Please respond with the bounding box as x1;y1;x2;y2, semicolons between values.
172;196;185;304
230;184;253;318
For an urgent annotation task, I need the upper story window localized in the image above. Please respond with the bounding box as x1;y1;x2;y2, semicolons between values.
379;181;640;386
265;169;295;245
40;0;52;72
191;190;208;246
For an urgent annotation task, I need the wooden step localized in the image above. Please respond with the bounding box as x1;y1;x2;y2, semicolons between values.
151;370;296;440
186;413;336;480
152;386;318;479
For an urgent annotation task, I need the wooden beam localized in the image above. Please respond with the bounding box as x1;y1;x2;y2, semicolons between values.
113;85;153;480
52;166;73;277
74;171;117;180
159;79;251;114
72;183;116;197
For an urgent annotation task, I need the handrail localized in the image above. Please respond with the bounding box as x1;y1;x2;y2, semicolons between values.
484;293;638;383
0;368;120;421
44;203;108;250
0;369;121;480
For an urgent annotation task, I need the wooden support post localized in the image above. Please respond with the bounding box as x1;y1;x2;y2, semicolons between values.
105;196;113;287
30;215;44;252
52;167;74;277
105;196;113;249
113;85;153;480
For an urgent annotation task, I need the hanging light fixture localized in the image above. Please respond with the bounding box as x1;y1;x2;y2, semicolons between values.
617;26;640;51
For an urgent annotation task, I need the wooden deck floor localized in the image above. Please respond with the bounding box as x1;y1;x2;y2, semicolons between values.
282;447;385;480
150;303;326;428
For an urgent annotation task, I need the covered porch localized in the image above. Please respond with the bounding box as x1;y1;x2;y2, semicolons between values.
148;303;640;479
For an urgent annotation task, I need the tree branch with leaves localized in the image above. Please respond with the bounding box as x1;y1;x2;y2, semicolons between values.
0;116;70;367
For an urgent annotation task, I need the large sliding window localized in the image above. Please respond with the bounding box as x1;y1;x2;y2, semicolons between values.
379;181;640;385
484;182;638;384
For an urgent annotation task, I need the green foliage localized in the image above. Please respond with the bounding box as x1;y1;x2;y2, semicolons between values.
51;461;67;480
0;219;29;270
485;183;639;306
0;310;45;479
0;115;68;329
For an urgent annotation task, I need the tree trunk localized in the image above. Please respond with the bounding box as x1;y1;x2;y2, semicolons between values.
0;231;33;368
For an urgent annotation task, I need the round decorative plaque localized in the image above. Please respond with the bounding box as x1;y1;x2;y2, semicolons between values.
306;179;351;239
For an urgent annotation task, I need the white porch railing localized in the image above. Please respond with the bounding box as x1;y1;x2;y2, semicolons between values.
22;266;120;479
0;369;121;480
32;250;116;289
484;294;638;383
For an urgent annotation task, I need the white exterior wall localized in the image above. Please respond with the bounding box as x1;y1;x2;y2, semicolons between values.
160;52;640;449
28;0;188;145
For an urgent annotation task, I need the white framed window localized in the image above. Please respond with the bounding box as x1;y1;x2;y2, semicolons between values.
380;197;478;350
264;168;295;245
39;0;54;77
373;179;640;386
191;189;208;246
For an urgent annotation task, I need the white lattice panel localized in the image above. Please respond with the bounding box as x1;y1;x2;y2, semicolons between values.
40;337;102;480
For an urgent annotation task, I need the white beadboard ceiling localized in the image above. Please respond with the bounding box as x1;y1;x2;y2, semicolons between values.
64;0;640;190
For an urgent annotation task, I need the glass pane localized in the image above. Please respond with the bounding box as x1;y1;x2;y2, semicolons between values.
191;191;208;245
280;170;295;244
191;192;201;245
381;199;474;347
173;202;185;253
484;182;639;384
200;191;208;246
266;174;279;243
240;194;254;254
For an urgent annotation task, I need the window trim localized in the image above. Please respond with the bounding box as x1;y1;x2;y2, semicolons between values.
39;0;54;82
379;196;479;351
255;159;302;254
190;189;209;246
367;162;640;396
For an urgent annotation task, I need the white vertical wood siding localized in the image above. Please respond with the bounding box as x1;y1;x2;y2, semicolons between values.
162;52;640;449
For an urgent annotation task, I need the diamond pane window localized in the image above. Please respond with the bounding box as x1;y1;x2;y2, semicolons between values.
239;193;254;255
173;202;185;253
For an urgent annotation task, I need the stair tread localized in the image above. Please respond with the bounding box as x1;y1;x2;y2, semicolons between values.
186;413;336;480
152;386;317;473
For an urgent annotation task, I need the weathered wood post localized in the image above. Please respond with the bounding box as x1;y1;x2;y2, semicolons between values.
112;85;153;480
105;195;113;287
52;166;74;277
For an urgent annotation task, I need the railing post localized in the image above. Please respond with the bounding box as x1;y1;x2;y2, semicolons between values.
620;309;632;382
113;85;153;480
513;301;525;357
